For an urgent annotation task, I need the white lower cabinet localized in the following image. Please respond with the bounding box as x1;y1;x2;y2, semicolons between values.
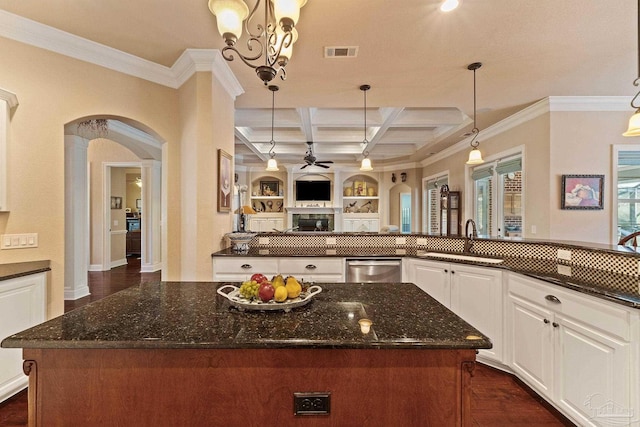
213;257;345;283
0;272;46;402
508;273;638;427
403;258;504;363
342;218;379;233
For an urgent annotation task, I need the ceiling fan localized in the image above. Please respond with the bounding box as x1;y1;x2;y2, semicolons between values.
301;141;334;169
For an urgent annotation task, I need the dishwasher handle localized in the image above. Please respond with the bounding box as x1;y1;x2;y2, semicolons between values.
347;260;402;267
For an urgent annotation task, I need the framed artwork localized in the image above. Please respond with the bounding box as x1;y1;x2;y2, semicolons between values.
110;196;122;210
218;149;232;212
354;180;367;196
260;181;279;196
561;174;604;210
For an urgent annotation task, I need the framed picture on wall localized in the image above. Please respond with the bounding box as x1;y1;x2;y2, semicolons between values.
560;174;604;210
218;149;232;212
260;181;279;196
110;196;122;210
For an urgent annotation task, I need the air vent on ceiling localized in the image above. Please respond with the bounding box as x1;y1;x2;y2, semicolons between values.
324;46;359;58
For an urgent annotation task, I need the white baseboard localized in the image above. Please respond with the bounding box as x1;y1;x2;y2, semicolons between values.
64;285;90;300
0;374;27;403
140;262;162;273
110;258;127;269
88;263;104;272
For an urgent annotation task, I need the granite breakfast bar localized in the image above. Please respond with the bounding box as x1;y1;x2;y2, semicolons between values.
2;281;490;426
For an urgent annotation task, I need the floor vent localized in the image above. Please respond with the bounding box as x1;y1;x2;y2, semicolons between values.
324;46;358;58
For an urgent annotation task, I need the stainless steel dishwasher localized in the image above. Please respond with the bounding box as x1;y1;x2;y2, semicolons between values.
345;258;402;283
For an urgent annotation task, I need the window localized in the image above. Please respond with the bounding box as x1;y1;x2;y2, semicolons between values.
615;148;640;243
471;155;523;237
423;174;448;234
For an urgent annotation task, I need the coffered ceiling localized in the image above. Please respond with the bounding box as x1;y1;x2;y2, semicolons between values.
0;1;635;169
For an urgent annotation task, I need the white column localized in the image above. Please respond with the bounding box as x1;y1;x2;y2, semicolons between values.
140;159;161;272
0;88;18;211
64;135;90;300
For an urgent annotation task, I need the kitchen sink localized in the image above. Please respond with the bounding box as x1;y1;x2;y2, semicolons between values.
418;252;504;264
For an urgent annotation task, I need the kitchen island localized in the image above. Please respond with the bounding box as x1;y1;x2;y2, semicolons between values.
2;281;490;426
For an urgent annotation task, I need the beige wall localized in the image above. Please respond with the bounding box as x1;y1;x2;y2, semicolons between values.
0;38;233;317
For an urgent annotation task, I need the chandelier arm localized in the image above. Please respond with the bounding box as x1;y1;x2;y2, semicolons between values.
469;128;480;148
632;77;640;109
245;0;267;39
221;44;263;69
278;67;287;81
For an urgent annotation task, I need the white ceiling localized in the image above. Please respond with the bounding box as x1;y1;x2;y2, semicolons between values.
0;1;636;168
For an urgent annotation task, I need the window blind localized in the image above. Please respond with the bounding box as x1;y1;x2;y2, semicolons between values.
495;158;522;175
471;166;493;181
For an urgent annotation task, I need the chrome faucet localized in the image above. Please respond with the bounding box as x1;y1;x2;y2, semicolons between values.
464;219;478;253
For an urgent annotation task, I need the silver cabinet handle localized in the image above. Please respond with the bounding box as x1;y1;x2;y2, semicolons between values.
545;295;561;304
241;264;252;269
305;264;317;270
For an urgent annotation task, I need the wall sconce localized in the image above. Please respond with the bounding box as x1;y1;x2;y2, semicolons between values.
391;173;396;183
401;172;407;182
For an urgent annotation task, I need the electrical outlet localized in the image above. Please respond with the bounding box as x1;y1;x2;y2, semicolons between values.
557;249;572;261
294;393;330;416
395;237;406;245
557;264;571;276
258;237;270;245
416;238;428;246
326;237;337;245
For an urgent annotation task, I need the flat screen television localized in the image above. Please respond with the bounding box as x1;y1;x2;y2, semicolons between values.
295;180;331;201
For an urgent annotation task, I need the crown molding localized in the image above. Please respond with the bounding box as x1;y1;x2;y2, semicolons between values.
548;96;632;111
0;9;242;95
0;87;18;109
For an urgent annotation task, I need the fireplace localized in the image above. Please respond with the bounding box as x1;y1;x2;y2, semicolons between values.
292;214;333;231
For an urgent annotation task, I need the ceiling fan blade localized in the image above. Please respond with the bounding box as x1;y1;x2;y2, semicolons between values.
316;163;330;169
316;160;334;164
300;164;309;169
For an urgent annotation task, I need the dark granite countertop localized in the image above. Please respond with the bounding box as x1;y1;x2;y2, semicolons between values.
212;247;640;308
1;282;492;351
0;260;50;281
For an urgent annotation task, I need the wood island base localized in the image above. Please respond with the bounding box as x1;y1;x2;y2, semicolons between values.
23;348;476;426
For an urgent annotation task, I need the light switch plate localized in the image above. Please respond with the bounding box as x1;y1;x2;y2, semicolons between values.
557;249;572;261
1;233;38;249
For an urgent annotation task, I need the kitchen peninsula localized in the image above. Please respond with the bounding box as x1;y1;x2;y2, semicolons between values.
2;281;490;426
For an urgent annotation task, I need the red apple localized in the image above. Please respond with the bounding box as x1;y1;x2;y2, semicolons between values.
251;273;267;284
258;282;275;302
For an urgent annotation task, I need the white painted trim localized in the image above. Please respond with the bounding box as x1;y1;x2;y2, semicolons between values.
88;264;104;272
110;229;127;235
611;144;640;245
110;258;128;269
108;120;163;150
549;96;632;112
64;285;90;300
0;10;243;93
140;262;162;273
0;87;18;109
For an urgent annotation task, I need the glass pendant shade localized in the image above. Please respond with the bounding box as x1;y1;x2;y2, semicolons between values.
273;0;307;29
360;157;373;171
440;0;460;12
466;147;484;165
623;109;640;136
266;157;279;171
208;0;249;42
275;27;298;64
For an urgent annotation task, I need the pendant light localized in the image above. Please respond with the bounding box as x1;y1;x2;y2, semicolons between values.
466;62;485;165
360;84;373;171
266;85;280;171
623;0;640;136
440;0;460;12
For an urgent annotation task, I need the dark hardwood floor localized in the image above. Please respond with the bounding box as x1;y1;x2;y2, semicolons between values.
0;258;574;426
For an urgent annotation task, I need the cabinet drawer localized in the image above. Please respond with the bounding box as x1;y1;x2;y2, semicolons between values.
509;273;632;341
280;257;345;275
213;258;277;275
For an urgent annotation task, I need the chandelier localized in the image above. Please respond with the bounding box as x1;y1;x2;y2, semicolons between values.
208;0;308;85
77;119;109;139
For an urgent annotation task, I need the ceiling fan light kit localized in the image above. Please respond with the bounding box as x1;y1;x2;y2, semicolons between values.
624;0;640;136
208;0;308;85
465;62;485;165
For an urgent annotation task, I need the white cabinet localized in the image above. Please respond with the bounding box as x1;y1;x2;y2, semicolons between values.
249;216;284;232
213;257;345;283
279;257;345;283
0;272;46;402
403;258;504;363
343;217;379;233
508;273;638;427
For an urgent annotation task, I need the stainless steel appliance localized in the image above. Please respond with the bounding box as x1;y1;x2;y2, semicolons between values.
346;258;402;283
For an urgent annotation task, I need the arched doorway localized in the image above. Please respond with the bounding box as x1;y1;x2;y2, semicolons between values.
63;117;164;300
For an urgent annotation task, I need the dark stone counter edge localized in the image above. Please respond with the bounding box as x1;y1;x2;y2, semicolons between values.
0;261;50;282
212;249;640;309
3;340;491;350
